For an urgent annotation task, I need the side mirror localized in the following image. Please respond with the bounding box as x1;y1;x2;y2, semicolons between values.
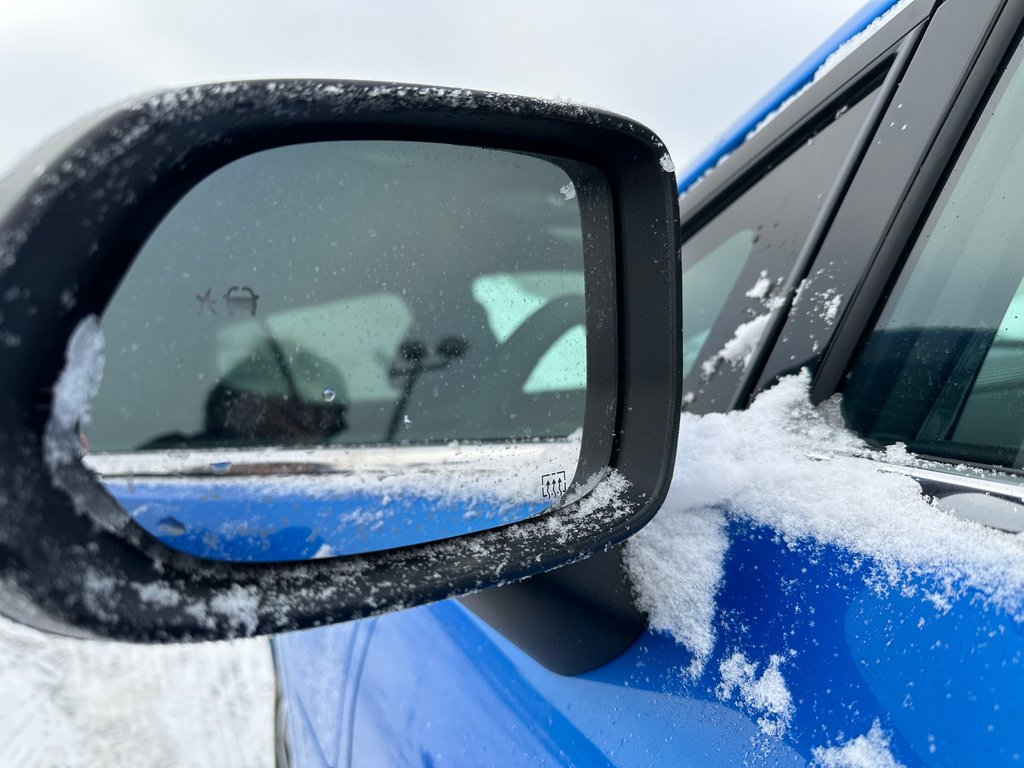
0;80;681;642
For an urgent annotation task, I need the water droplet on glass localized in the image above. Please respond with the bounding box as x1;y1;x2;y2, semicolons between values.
157;517;186;537
322;387;336;403
210;461;232;475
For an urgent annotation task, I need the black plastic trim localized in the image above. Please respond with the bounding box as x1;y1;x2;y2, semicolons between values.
460;546;644;675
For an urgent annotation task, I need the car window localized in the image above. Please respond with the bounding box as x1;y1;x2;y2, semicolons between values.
842;37;1024;469
682;84;879;402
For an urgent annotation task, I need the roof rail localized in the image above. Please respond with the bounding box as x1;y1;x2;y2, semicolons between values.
676;0;904;195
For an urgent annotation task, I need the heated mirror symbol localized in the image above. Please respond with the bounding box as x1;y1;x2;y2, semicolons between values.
542;470;567;499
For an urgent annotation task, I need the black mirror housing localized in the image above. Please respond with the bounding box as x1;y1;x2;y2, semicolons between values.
0;80;681;642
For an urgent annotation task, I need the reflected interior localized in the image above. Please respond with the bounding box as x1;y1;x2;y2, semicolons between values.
87;141;607;562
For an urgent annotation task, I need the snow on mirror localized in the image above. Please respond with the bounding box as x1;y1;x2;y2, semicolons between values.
81;141;603;562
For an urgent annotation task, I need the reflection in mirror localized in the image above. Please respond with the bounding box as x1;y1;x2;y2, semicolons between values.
85;140;610;562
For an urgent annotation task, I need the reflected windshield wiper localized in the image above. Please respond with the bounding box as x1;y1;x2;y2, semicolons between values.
386;336;468;442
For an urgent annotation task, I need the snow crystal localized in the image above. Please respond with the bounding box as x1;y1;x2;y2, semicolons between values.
526;469;632;545
747;84;813;141
209;585;260;636
816;0;916;82
812;720;905;768
716;651;794;737
559;182;576;201
811;287;843;325
44;315;105;467
745;270;772;301
746;0;913;143
659;153;676;173
792;273;842;328
627;372;1024;673
312;543;337;559
133;582;183;608
701;313;771;377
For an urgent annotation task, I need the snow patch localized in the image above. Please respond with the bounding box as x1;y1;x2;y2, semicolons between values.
559;182;576;201
716;651;794;737
812;720;905;768
816;0;916;81
745;0;913;142
659;153;676;173
747;84;813;141
209;584;260;636
745;270;773;301
680;150;733;197
44;315;105;468
701;313;771;377
312;543;336;559
0;616;274;767
625;506;727;675
628;371;1024;673
526;469;632;545
809;286;843;325
133;582;182;609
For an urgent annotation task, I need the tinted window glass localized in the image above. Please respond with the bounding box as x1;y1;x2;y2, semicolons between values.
843;39;1024;468
682;89;877;405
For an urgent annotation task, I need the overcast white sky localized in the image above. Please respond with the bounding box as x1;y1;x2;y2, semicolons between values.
0;0;868;177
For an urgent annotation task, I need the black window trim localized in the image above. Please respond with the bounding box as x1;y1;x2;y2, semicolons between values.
677;24;924;414
807;0;1019;402
764;0;1024;515
727;49;913;412
678;0;933;233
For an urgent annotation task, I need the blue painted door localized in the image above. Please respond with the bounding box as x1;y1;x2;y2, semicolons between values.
274;513;1024;766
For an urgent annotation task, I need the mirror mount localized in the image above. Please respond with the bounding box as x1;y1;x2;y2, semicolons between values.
0;79;681;643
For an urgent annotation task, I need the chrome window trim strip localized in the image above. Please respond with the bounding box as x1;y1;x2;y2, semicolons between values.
878;461;1024;532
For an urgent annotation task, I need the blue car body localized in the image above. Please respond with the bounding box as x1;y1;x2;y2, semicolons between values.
277;520;1022;765
267;0;1024;764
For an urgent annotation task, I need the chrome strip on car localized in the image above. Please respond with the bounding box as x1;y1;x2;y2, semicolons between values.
878;462;1024;533
85;439;580;479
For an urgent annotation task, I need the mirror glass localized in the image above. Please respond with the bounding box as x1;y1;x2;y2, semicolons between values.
84;140;608;562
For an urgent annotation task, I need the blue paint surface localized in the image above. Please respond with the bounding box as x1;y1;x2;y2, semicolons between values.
274;516;1024;766
675;0;902;194
107;480;543;561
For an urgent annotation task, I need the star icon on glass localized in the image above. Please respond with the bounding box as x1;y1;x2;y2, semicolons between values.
196;287;217;315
